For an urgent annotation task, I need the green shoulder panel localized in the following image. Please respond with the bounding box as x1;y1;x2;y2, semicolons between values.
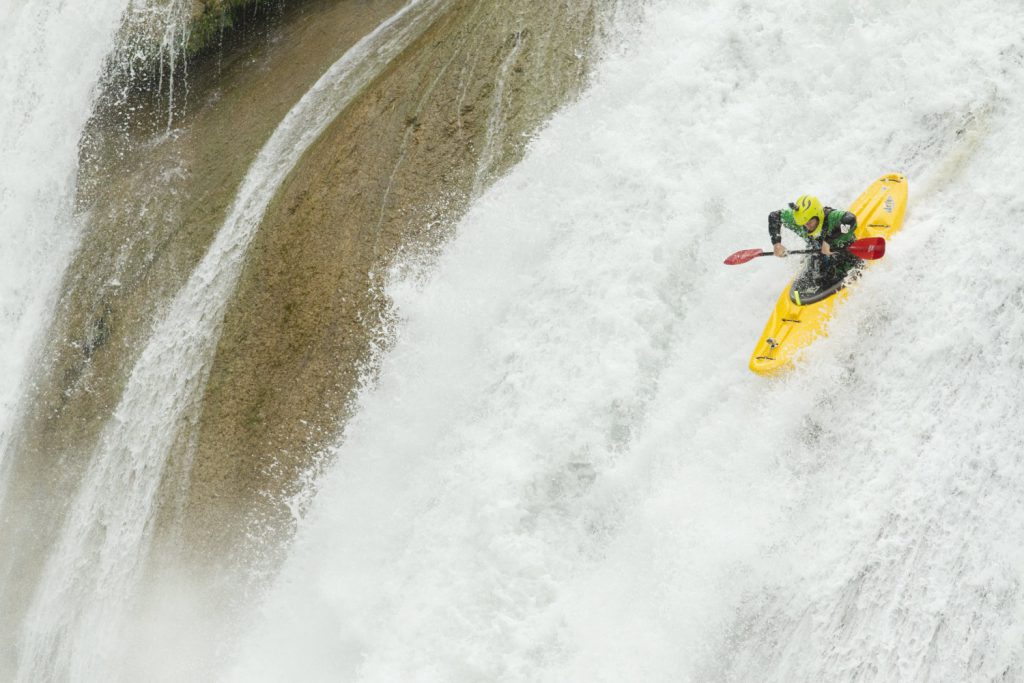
825;209;855;247
780;208;815;241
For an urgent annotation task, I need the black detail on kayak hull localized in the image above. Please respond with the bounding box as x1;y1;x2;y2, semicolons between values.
788;256;864;306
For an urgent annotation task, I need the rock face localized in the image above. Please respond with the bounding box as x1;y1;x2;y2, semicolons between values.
187;0;282;56
184;0;615;578
0;0;409;663
0;0;623;648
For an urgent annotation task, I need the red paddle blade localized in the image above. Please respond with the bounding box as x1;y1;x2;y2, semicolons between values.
724;248;768;265
848;236;886;260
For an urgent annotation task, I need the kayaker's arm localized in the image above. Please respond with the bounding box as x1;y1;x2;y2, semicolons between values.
769;208;802;257
768;210;789;257
768;210;783;245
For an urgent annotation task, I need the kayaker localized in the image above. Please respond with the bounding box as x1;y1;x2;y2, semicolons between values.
769;194;860;285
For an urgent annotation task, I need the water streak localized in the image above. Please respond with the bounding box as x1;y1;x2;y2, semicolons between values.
14;1;451;679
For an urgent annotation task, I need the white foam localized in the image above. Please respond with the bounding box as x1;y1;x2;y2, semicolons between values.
0;0;133;491
11;1;451;680
230;0;1024;680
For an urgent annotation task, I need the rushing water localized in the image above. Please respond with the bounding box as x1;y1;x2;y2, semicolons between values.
0;2;201;677
8;2;451;681
228;1;1024;680
0;0;134;493
4;0;1024;680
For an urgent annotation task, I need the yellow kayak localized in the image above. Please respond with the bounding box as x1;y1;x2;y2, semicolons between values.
749;173;908;375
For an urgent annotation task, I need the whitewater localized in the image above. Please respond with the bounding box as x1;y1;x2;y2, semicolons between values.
228;1;1024;681
0;0;136;486
3;0;1024;680
7;1;449;681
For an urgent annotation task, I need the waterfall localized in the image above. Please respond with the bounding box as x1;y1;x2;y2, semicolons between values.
10;1;450;680
7;0;1023;679
0;0;133;494
228;1;1024;680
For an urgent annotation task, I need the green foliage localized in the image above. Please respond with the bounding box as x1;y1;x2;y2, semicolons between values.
186;0;265;57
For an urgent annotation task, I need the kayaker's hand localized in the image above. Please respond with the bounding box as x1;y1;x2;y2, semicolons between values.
820;241;832;256
773;243;787;258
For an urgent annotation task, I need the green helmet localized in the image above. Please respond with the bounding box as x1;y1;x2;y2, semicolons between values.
792;195;824;229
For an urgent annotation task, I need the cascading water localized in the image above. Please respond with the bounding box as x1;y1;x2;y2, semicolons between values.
227;1;1024;680
0;0;135;492
10;2;451;681
5;0;1024;680
0;2;195;677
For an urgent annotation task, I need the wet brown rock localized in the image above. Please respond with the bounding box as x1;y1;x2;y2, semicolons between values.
183;0;615;578
0;2;623;662
0;0;406;666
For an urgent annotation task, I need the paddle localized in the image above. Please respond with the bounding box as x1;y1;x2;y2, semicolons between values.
724;237;886;265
